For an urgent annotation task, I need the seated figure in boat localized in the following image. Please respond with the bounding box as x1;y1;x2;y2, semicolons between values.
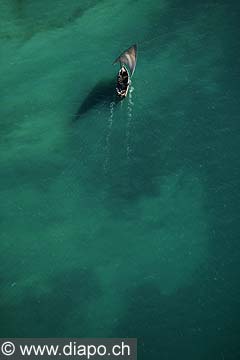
116;65;130;98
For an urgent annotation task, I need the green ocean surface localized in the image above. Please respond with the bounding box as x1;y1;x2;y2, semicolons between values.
0;0;239;358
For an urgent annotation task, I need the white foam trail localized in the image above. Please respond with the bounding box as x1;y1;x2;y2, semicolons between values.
129;85;134;105
103;101;116;173
126;86;134;160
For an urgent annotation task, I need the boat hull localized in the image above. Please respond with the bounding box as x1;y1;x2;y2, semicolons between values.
116;84;130;99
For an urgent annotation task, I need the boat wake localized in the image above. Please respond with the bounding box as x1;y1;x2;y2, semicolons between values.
103;100;116;173
103;85;134;174
126;86;134;161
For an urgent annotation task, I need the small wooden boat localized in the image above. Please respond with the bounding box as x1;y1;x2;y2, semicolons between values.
113;44;137;99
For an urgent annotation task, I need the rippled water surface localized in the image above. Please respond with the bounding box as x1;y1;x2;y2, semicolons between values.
0;0;239;358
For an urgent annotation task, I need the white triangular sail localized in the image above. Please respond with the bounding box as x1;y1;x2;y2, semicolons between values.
113;44;137;76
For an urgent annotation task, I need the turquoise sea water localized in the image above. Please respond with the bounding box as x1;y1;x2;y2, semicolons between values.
0;0;240;358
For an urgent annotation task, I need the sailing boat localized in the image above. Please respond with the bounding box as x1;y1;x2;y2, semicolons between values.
113;44;137;99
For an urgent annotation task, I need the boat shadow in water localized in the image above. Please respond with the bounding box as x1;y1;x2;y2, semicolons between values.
73;78;121;121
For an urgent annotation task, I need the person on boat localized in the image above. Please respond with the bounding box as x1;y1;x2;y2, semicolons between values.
117;66;129;89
